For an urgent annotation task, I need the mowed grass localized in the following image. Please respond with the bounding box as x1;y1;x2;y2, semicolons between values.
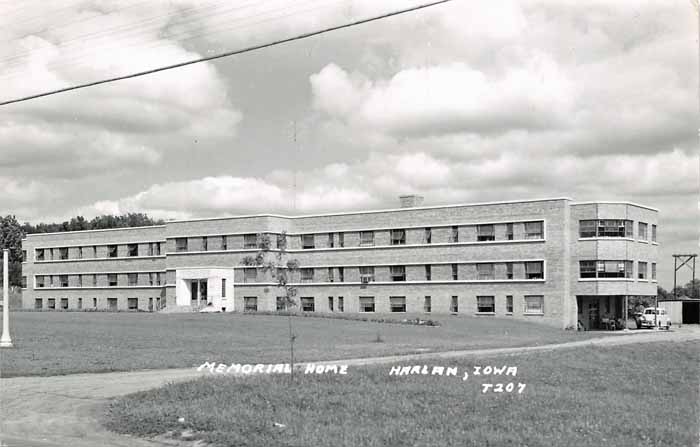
104;342;700;447
1;311;598;377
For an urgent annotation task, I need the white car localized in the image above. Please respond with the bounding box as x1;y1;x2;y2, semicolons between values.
639;307;671;330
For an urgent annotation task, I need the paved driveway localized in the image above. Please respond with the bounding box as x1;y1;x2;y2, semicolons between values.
1;328;698;447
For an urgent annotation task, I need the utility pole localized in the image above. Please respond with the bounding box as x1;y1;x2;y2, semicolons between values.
1;249;14;348
673;254;697;298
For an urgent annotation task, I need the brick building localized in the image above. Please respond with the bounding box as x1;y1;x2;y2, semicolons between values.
21;197;659;329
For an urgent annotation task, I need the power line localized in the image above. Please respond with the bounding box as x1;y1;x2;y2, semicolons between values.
0;0;453;107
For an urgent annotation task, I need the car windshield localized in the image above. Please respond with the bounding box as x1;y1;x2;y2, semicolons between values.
644;309;657;315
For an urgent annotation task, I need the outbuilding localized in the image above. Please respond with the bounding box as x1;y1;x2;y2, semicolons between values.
658;297;700;326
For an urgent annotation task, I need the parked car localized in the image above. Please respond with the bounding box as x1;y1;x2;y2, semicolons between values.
638;307;671;330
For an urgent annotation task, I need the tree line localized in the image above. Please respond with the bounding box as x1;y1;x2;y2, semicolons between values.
0;213;163;286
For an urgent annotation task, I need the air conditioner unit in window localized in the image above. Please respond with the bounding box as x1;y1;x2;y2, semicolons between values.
361;277;370;284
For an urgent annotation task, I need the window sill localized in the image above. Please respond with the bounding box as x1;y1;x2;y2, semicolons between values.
524;312;544;316
637;240;649;244
578;278;634;282
475;312;496;316
505;312;513;316
577;237;635;242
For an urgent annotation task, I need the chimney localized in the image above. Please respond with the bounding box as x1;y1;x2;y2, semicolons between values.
399;195;424;208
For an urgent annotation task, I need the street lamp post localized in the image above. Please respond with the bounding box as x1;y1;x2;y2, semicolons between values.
1;249;14;348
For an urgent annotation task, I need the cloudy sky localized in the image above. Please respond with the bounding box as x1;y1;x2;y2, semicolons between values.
0;0;697;287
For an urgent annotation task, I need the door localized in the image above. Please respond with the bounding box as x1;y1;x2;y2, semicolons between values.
200;280;208;304
191;280;199;304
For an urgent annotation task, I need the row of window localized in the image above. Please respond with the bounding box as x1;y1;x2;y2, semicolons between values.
579;260;656;280
172;222;545;253
579;220;657;242
33;243;162;261
241;261;545;283
33;272;163;288
242;294;544;314
35;296;163;311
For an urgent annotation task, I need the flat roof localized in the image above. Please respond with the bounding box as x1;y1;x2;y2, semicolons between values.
570;201;659;212
23;224;167;239
165;197;574;224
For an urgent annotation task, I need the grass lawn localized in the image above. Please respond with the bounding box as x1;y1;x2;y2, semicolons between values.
1;311;598;377
104;341;700;447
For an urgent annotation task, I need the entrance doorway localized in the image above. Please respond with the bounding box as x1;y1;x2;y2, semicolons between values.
190;279;209;307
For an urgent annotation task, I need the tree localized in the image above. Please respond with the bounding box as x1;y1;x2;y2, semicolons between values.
0;215;25;286
242;232;300;380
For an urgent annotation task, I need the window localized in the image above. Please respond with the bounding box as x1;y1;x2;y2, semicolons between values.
525;262;543;279
48;298;56;309
77;247;83;259
328;233;334;248
451;226;459;243
651;225;657;242
244;234;258;249
276;297;287;311
477;224;495;241
244;297;258;312
61;298;68;309
108;274;118;287
424;296;431;313
638;261;648;280
597;220;633;238
338;267;344;282
338;232;344;248
477;263;495;280
148;243;154;256
148;273;154;286
50;276;55;287
592;260;633;279
391;229;406;245
244;268;257;283
302;234;315;249
390;266;406;281
108;245;118;257
128;298;138;310
579;220;597;238
425;227;432;244
36;275;45;288
93;298;97;308
390;296;406;313
300;268;314;283
35;299;42;309
202;237;208;251
50;248;55;260
524;295;544;314
579;261;596;278
506;262;514;279
22;250;27;262
275;234;285;249
360;266;375;283
91;274;97;286
60;275;69;287
128;273;137;286
21;276;27;288
477;296;495;313
425;265;431;281
359;296;375;312
360;231;374;246
506;295;513;313
337;296;344;312
506;223;514;240
328;296;334;311
524;221;543;239
452;263;459;280
450;296;459;313
221;279;226;297
638;222;648;240
301;297;315;312
222;236;228;251
651;263;657;280
327;267;334;282
155;272;161;286
57;247;68;260
92;246;97;257
108;298;118;311
77;275;82;287
36;249;45;261
128;244;138;257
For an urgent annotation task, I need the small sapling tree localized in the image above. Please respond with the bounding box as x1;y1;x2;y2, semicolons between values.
242;232;300;380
